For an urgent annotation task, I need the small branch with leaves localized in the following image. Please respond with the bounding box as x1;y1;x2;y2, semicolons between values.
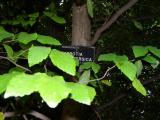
79;65;116;84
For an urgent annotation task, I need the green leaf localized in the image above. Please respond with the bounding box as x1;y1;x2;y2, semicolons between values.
44;11;66;24
66;82;96;105
79;70;90;84
98;53;116;62
80;62;92;70
116;61;137;81
0;112;4;120
0;74;11;94
3;44;14;59
75;57;80;66
4;73;71;108
29;12;39;19
37;34;61;45
114;55;128;63
28;46;51;67
16;32;38;44
13;49;28;60
0;72;20;94
135;60;143;77
0;26;14;42
147;46;160;58
143;55;159;68
98;53;128;63
87;0;94;18
9;67;26;73
49;49;76;76
132;78;147;96
80;62;100;74
37;74;70;108
91;62;100;74
133;21;143;30
143;55;158;64
132;46;148;58
101;80;112;86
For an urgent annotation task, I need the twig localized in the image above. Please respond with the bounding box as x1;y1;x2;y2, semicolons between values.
79;65;116;83
28;110;51;120
3;40;16;44
44;61;48;73
12;49;29;59
4;110;51;120
4;112;16;118
0;56;31;72
22;114;28;120
92;107;102;120
91;0;138;45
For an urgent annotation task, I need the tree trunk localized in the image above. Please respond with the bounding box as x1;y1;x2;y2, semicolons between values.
71;3;91;46
61;3;92;120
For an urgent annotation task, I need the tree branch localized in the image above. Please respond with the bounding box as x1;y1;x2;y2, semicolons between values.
0;56;31;72
91;0;138;45
4;110;51;120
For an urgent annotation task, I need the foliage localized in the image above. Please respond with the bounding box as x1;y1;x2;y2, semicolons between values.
0;0;160;119
1;24;160;110
0;26;96;108
0;23;159;116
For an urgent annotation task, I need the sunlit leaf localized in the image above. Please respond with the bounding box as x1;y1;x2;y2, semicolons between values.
132;46;148;58
4;73;71;108
16;32;38;44
66;82;96;105
49;49;76;76
116;61;137;81
37;34;61;45
28;46;51;67
0;72;20;94
132;78;147;96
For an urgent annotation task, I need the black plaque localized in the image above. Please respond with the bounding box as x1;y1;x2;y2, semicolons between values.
59;46;95;63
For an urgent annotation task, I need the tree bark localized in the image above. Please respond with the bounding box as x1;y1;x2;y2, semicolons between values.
71;3;91;46
61;3;92;120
